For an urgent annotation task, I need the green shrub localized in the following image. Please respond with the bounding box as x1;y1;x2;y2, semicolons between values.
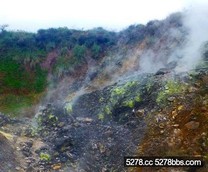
72;44;86;59
91;43;101;59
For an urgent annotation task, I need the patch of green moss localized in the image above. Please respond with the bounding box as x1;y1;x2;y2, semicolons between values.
99;80;142;117
166;80;185;93
135;95;141;102
111;81;137;97
98;113;104;120
104;106;112;115
99;97;104;103
48;114;54;119
123;100;134;108
122;95;142;108
156;80;187;104
111;87;126;96
65;103;73;113
48;113;58;122
156;91;166;104
40;152;51;161
30;127;38;137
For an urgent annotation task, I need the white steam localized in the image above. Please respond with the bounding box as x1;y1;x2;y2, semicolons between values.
137;2;208;74
176;3;208;72
139;50;164;73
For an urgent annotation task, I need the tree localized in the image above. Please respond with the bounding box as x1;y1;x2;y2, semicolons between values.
72;44;86;59
91;43;101;59
0;24;8;33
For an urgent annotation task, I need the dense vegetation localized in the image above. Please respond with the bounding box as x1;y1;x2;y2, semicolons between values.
0;26;118;114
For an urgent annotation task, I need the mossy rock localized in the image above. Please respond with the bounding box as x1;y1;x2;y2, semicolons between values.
68;74;154;123
156;80;187;105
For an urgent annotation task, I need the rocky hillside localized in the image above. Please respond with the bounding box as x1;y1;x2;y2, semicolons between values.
0;12;208;171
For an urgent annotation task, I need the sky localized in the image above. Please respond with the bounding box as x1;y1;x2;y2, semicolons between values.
0;0;207;32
